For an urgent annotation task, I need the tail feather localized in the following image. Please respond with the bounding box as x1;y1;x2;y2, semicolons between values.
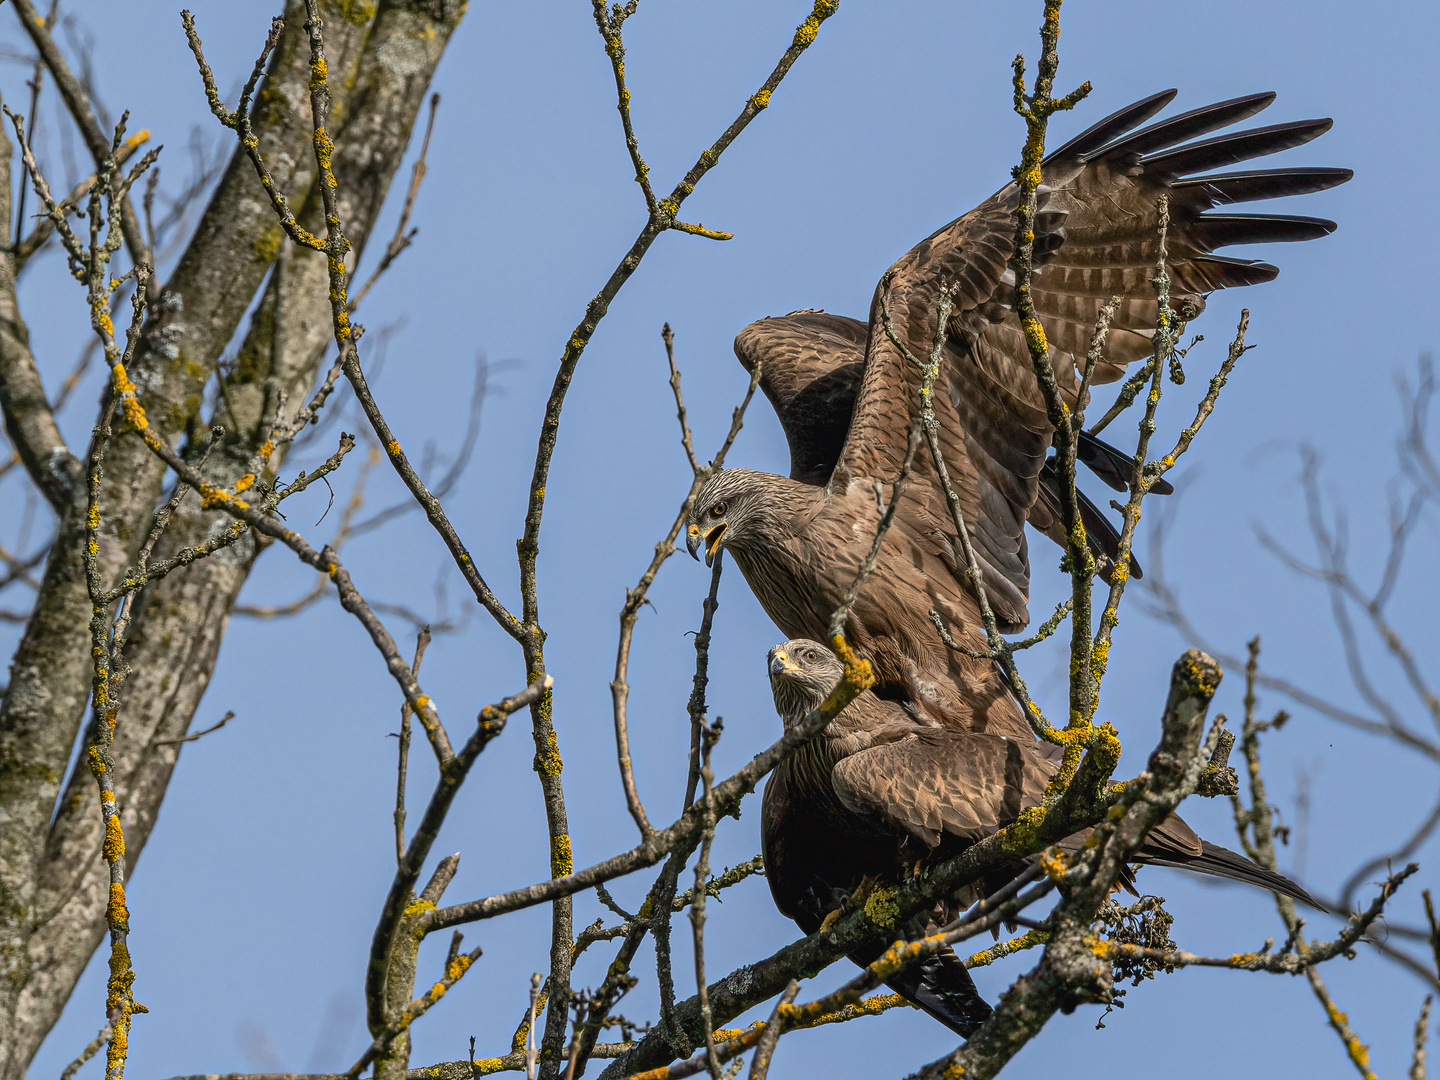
1136;839;1323;909
879;944;994;1039
850;913;994;1039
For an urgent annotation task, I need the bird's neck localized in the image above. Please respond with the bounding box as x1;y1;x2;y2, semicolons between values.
785;711;896;759
726;477;824;637
736;474;822;547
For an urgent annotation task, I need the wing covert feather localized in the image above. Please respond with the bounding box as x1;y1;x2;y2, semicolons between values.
831;732;1054;848
735;310;867;485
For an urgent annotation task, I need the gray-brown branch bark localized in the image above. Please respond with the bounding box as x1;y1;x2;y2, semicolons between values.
0;3;463;1071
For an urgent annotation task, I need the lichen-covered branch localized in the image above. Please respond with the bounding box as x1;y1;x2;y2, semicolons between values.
0;101;80;510
1007;0;1093;736
513;8;838;1069
0;9;381;1065
911;650;1223;1080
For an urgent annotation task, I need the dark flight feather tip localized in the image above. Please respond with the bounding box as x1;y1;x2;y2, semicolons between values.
884;942;995;1037
1038;467;1144;579
1171;166;1354;205
1086;91;1278;163
1194;213;1338;247
1178;253;1281;290
1141;118;1335;177
1045;88;1178;166
1076;430;1175;496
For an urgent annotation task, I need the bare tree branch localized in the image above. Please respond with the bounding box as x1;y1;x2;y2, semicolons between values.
11;0;152;279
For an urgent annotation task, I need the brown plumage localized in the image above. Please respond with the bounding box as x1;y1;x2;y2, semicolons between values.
688;91;1350;738
761;638;1317;1037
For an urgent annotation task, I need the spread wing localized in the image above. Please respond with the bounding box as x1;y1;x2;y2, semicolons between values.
734;310;868;485
830;90;1348;628
735;312;1158;575
830;731;1059;848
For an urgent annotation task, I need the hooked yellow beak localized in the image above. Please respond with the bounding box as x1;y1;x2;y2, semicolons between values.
767;646;796;680
686;522;725;567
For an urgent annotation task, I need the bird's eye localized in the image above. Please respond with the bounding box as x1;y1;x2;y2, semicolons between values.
709;502;727;518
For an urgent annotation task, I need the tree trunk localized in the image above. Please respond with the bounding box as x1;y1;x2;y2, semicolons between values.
0;2;464;1073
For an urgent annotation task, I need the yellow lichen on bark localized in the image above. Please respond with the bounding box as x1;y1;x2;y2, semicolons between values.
550;832;573;877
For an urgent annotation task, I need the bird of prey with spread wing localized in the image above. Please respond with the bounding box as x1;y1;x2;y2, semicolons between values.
761;638;1317;1037
685;90;1349;739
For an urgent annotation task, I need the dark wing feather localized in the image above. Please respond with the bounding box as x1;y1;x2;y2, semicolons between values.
831;91;1347;630
1140;119;1334;177
829;727;1320;906
831;194;1055;628
1033;467;1142;579
1074;91;1277;161
1043;89;1178;164
734;311;868;485
831;731;1053;847
1191;213;1336;247
1170;167;1353;206
1075;429;1173;496
761;766;866;930
879;920;994;1037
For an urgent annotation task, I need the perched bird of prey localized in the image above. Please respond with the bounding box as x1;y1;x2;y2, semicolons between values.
761;638;1316;1037
687;91;1349;739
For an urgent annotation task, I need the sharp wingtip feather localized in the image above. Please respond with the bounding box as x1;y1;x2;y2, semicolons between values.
1082;90;1280;164
1045;88;1179;165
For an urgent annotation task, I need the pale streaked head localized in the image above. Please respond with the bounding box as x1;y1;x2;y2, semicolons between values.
767;637;845;725
685;468;810;568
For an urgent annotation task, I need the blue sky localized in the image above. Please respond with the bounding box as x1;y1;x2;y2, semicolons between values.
5;2;1439;1078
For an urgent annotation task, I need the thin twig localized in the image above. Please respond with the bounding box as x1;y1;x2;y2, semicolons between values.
1231;638;1381;1080
395;627;432;865
12;0;58;254
152;710;234;747
526;974;542;1080
59;1023;112;1080
14;0;152;277
662;324;700;475
349;92;440;312
690;722;723;1080
1007;0;1093;742
746;982;799;1080
1412;997;1432;1080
